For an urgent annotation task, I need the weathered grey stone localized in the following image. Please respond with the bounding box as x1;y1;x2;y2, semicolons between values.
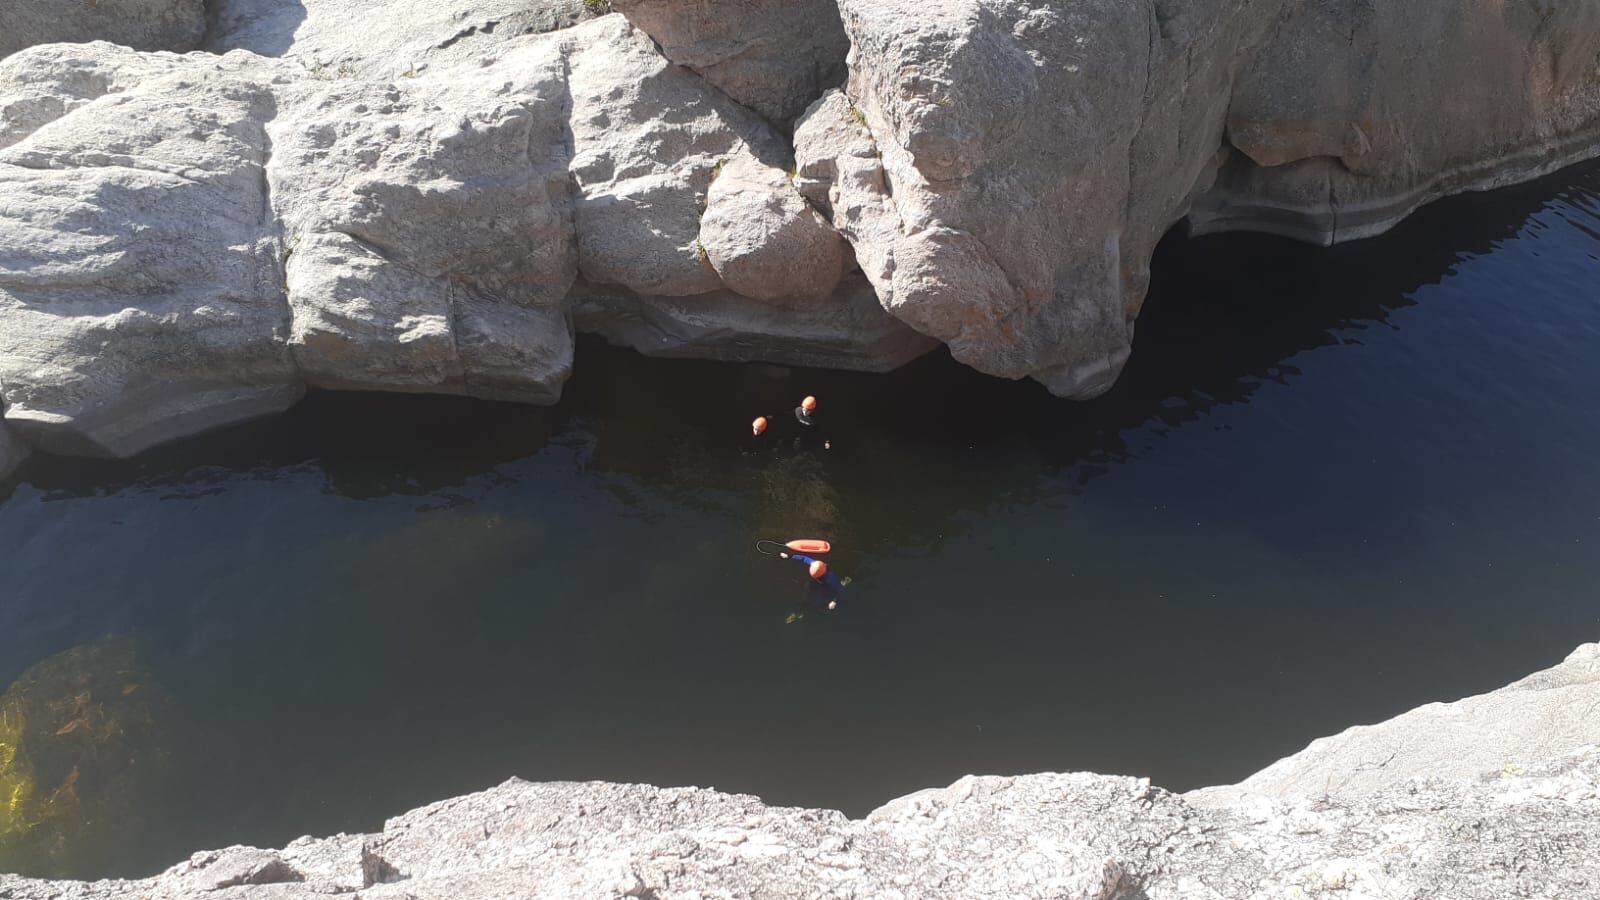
1191;642;1600;806
0;0;205;61
573;273;937;372
799;0;1600;399
0;44;193;150
797;0;1283;399
207;0;600;77
5;647;1598;899
699;150;844;303
564;15;783;299
610;0;848;124
0;49;301;457
269;46;576;401
1191;0;1600;244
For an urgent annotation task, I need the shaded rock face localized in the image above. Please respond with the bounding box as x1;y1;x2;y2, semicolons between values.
796;0;1289;398
1192;0;1600;243
610;0;850;125
3;647;1598;898
0;0;205;61
0;421;27;481
798;0;1600;396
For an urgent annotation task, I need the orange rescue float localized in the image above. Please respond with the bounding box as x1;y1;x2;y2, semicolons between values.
785;539;831;555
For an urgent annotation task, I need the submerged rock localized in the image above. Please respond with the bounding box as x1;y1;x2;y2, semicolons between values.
0;0;205;61
0;638;179;878
2;645;1598;898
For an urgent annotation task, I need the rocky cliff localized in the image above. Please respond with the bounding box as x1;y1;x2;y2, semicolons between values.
0;0;1597;468
1;644;1596;899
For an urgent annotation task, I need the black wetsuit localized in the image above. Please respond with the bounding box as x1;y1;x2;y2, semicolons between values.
792;407;828;451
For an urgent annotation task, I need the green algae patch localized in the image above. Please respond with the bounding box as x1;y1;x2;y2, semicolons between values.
0;637;176;877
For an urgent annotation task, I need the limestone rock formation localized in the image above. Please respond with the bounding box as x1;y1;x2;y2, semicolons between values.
268;43;577;401
207;0;601;79
700;151;845;303
1191;642;1600;806
1;0;1599;459
797;0;1600;397
1192;0;1600;244
794;0;1286;398
2;645;1598;898
610;0;849;125
572;274;937;372
0;0;205;61
0;49;300;457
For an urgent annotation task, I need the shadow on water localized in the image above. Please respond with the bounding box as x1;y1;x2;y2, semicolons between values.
2;160;1597;879
17;159;1581;510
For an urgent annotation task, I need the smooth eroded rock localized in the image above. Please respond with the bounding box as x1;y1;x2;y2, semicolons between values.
699;150;844;302
573;273;938;372
610;0;848;124
1191;0;1600;243
0;49;301;457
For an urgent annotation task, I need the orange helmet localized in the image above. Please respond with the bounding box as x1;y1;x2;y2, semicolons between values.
809;560;828;580
752;416;768;436
801;395;818;412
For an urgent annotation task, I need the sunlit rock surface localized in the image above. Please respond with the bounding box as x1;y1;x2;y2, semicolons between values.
610;0;849;124
0;0;1597;455
3;645;1598;898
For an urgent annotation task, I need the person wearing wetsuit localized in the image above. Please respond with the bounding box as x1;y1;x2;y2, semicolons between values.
792;395;830;451
788;553;845;609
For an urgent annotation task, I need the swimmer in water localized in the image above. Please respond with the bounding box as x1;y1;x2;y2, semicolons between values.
788;553;845;609
792;395;831;451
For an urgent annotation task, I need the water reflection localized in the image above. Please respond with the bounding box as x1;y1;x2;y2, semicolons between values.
0;161;1595;881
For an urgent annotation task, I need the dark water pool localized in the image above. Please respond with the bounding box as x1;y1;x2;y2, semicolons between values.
3;163;1600;878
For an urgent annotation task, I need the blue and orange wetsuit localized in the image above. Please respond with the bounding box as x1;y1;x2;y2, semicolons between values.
787;552;846;604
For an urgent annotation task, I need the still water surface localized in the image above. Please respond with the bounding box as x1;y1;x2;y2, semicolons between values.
3;164;1600;878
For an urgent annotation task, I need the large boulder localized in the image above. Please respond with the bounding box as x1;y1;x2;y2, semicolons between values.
0;49;300;457
796;0;1285;399
268;42;577;401
699;150;844;303
1191;0;1600;243
0;0;205;61
610;0;848;125
798;0;1600;399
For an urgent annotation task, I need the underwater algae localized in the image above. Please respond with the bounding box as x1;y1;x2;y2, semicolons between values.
0;638;175;877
